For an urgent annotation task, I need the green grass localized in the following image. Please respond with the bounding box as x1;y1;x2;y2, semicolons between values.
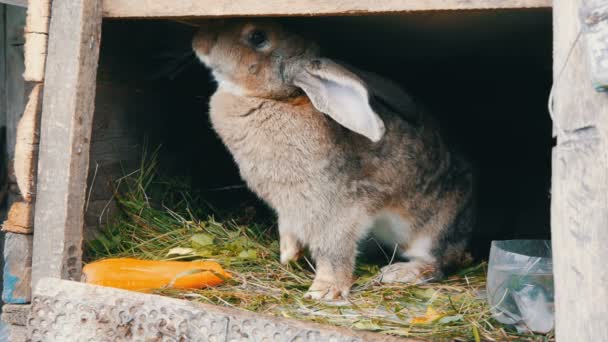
86;153;554;342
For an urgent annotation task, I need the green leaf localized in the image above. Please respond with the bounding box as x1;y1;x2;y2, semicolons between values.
352;321;382;331
191;233;215;247
472;324;481;342
238;249;258;259
195;249;215;257
227;236;250;252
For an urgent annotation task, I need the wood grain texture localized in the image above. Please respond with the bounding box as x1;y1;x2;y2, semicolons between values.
13;83;41;202
552;0;608;340
22;33;46;82
25;0;50;33
23;0;51;81
2;233;32;304
31;0;102;288
102;0;551;18
3;201;34;233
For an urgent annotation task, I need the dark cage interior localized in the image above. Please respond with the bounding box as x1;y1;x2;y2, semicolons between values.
91;8;552;260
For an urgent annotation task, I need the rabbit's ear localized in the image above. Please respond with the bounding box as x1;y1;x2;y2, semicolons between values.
352;68;421;125
290;59;385;142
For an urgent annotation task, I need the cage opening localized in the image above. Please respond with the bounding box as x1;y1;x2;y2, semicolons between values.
91;9;552;258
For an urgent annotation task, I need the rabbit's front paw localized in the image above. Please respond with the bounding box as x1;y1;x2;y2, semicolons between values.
303;278;350;301
379;261;437;284
279;233;303;264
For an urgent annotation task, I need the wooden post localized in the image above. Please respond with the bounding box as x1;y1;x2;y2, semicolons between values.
31;0;102;287
552;0;608;340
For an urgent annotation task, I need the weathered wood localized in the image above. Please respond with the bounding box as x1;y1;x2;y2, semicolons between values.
2;201;33;233
13;83;41;202
1;304;31;326
23;0;51;82
24;0;49;33
31;0;102;287
2;233;32;303
102;0;551;18
28;278;416;342
551;0;608;340
22;33;46;82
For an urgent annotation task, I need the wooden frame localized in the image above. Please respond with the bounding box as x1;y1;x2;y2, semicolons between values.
552;0;608;340
31;0;102;286
21;0;608;340
101;0;551;18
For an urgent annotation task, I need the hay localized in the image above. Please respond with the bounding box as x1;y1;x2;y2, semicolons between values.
86;154;554;341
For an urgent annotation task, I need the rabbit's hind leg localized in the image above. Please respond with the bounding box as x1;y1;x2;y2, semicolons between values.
379;235;441;284
379;260;439;284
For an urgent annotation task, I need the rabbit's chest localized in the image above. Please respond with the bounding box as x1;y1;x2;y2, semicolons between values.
209;94;338;203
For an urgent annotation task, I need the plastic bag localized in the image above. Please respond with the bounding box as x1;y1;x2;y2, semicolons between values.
486;240;554;333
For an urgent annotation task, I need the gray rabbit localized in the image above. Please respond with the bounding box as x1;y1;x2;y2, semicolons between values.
192;20;474;300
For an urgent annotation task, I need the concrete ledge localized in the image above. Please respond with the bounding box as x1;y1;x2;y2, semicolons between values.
2;304;31;326
28;278;418;341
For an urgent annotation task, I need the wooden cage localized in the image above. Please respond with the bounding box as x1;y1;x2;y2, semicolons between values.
1;0;607;341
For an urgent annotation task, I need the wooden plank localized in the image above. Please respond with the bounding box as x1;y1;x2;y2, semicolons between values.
23;0;51;82
13;83;41;203
28;278;417;342
2;201;34;234
102;0;552;18
551;0;608;340
31;0;102;287
2;233;32;303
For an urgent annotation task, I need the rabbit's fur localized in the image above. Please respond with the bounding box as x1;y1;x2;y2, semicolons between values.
193;20;474;300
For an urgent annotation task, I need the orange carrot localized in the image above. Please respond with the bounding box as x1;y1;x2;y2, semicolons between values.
82;258;231;291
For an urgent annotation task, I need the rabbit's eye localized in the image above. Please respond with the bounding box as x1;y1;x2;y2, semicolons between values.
247;30;268;49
